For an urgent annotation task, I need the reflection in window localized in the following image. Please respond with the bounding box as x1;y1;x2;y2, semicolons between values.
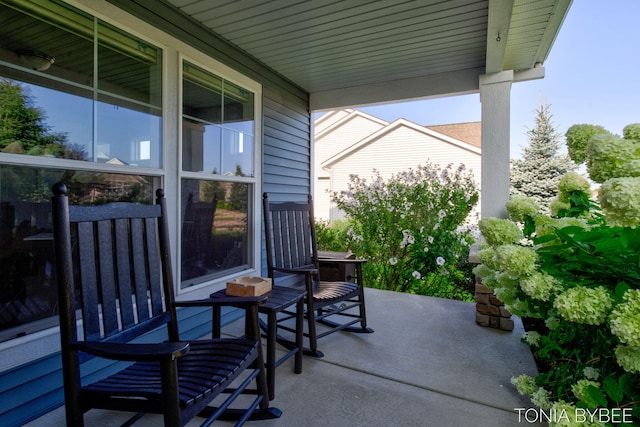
0;1;162;167
0;79;91;160
0;1;164;342
181;178;249;288
182;61;254;176
96;98;161;167
0;164;158;343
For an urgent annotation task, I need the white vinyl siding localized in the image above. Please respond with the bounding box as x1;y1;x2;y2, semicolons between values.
335;125;480;183
315;112;387;178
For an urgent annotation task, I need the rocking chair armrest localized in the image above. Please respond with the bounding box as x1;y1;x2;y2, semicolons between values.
174;294;268;309
317;258;367;265
72;341;190;361
273;266;318;276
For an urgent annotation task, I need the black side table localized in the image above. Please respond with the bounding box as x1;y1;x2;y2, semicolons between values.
210;285;306;400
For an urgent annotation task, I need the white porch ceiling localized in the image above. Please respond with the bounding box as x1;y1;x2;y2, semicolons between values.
165;0;572;109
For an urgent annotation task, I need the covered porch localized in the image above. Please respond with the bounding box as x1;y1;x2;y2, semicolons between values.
27;288;539;426
0;1;571;424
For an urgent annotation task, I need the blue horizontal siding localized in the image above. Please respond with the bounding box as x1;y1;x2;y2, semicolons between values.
0;306;242;427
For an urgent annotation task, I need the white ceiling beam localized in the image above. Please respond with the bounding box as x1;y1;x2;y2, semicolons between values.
485;0;514;74
309;67;484;112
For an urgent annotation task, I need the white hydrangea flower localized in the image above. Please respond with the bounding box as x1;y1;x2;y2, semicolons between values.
610;289;640;347
553;286;612;325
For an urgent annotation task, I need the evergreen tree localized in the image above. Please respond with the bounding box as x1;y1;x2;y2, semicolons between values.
229;165;247;211
510;103;576;214
201;168;226;204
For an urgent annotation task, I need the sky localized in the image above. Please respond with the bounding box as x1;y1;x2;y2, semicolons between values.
352;0;640;160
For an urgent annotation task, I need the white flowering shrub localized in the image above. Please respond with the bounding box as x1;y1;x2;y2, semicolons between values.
329;162;479;300
599;177;640;228
565;124;610;165
483;192;640;420
479;123;640;422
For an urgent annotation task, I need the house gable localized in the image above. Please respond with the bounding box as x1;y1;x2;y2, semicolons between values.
314;109;354;134
314;109;388;179
322;118;481;170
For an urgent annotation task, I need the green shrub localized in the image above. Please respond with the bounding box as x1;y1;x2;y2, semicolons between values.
328;162;479;301
315;219;351;252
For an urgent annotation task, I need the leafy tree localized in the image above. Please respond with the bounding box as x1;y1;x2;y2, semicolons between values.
0;78;65;153
0;79;88;202
0;78;86;162
510;103;576;214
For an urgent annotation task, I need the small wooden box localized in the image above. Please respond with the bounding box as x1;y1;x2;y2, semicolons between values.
226;276;272;297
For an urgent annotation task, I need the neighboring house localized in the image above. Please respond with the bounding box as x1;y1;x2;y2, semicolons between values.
314;109;481;221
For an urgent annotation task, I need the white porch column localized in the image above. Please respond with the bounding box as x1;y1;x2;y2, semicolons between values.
479;70;513;219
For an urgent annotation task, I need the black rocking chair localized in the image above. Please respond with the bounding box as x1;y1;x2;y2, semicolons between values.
51;183;280;426
262;193;373;358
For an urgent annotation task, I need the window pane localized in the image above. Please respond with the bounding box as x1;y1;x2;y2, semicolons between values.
223;80;254;176
97;20;162;108
223;80;254;122
182;62;254;176
0;3;162;168
181;178;249;288
0;164;158;343
96;96;162;167
183;74;222;124
0;1;94;87
182;121;222;174
222;128;254;177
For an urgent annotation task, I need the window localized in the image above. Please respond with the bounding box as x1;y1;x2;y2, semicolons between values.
0;0;163;341
181;61;256;289
0;1;162;167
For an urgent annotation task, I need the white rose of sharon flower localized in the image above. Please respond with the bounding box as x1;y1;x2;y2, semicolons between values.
436;256;446;266
389;257;398;265
412;271;421;279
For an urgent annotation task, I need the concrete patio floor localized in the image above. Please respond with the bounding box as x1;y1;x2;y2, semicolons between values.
28;287;540;426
